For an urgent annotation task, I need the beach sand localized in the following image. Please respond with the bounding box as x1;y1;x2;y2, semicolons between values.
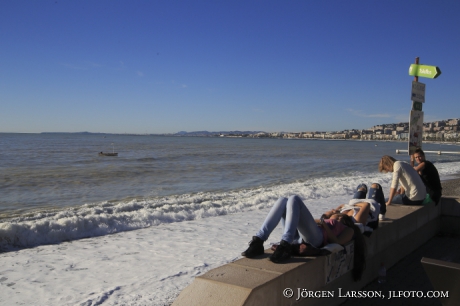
1;179;459;306
440;177;460;196
0;205;271;306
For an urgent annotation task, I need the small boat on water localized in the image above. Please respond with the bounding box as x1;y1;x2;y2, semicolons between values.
99;143;118;156
99;152;118;156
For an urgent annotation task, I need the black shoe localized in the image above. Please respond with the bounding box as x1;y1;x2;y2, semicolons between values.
269;240;291;263
241;236;264;258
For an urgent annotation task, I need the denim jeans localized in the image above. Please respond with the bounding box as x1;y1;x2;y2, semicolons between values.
401;194;424;206
255;195;324;247
353;183;386;215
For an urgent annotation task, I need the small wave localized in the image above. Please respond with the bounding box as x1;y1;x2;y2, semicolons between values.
1;162;459;251
136;157;156;162
0;173;386;251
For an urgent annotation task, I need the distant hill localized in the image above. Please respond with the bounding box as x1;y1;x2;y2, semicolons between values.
41;132;95;134
173;131;264;136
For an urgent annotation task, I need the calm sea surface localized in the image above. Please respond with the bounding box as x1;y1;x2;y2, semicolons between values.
2;133;460;250
2;133;460;217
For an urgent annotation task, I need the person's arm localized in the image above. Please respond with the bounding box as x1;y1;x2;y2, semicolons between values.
351;202;370;224
386;187;397;206
413;161;426;174
322;222;353;245
387;164;400;206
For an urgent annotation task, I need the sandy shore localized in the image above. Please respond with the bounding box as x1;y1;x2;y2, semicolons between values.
441;177;460;197
1;177;458;305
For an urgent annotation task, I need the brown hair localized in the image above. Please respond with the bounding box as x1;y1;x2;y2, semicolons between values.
414;148;425;157
378;155;397;173
335;214;367;281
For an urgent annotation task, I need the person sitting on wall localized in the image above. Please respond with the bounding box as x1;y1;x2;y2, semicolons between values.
379;155;426;206
411;148;442;205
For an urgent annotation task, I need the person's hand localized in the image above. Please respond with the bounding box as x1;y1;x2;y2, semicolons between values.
386;201;391;206
318;217;325;227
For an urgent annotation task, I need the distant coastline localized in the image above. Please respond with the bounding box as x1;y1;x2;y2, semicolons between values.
1;131;460;144
1;117;460;142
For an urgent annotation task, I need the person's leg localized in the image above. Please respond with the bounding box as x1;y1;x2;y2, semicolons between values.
368;183;386;215
243;197;289;258
401;195;424;206
431;189;442;206
427;187;442;206
283;195;324;247
353;184;368;199
269;195;323;263
255;197;288;241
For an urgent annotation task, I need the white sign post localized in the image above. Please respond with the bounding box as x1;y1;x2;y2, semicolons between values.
403;57;440;156
411;81;426;103
409;110;424;155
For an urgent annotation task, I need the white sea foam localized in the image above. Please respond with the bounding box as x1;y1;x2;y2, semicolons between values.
2;160;459;251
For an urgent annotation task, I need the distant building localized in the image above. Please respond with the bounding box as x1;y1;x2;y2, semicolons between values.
435;121;446;127
384;128;392;135
399;132;409;139
423;126;432;132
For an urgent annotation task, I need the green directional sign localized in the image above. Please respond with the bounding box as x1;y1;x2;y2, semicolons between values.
409;64;441;79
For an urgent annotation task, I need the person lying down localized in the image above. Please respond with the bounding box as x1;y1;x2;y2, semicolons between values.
241;195;367;281
322;183;385;232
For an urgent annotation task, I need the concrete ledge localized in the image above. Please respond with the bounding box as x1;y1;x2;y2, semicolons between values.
440;197;460;235
422;257;460;306
173;199;455;306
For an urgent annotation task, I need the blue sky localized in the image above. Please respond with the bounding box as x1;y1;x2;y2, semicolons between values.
1;1;460;134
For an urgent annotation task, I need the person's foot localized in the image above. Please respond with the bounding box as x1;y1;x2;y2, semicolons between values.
241;236;264;258
269;240;291;263
356;183;368;193
379;214;386;220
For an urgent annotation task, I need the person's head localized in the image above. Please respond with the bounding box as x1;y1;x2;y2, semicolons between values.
322;209;340;220
413;148;426;163
325;213;355;226
336;214;354;226
379;155;397;173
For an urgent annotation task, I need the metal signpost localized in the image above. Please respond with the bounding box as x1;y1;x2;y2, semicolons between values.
409;110;424;154
407;57;441;155
411;81;425;103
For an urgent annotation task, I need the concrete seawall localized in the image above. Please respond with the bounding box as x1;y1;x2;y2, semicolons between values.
173;197;460;306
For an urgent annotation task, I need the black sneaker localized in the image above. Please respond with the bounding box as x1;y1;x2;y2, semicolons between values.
241;236;264;258
269;240;291;263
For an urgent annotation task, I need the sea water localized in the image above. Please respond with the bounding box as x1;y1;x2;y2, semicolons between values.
1;133;460;250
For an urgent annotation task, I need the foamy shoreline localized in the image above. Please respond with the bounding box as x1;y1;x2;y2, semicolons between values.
0;206;271;306
1;179;458;306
